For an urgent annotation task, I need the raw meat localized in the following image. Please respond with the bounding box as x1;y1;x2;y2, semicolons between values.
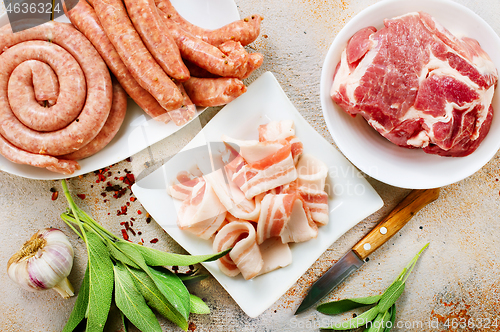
330;12;498;157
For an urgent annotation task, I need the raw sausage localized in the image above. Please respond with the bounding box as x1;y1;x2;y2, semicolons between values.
0;21;112;156
155;0;262;47
159;12;249;79
122;0;189;82
88;0;183;111
183;77;247;107
24;60;59;107
62;79;128;160
167;83;197;126
64;0;171;121
0;134;80;175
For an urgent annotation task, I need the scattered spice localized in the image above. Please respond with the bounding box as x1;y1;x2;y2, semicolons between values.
51;191;59;201
121;229;129;241
130;197;137;202
76;194;86;200
137;210;142;215
150;238;159;244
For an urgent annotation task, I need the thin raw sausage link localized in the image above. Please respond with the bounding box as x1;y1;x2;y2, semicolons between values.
167;83;197;126
64;0;171;121
155;0;262;47
7;51;86;133
159;12;249;79
0;21;112;156
88;0;183;111
62;79;128;161
123;0;189;82
0;134;80;174
183;77;247;107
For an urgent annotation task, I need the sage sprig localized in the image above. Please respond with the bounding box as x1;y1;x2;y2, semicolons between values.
60;179;229;332
318;243;429;331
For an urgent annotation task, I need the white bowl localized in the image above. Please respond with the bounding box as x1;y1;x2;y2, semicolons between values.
320;0;500;189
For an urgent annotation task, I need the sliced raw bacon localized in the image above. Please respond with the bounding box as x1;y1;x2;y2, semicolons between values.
296;154;329;225
229;139;297;199
204;168;262;221
258;120;303;164
256;193;295;244
213;221;263;280
167;171;203;201
280;196;318;243
177;179;227;239
256;237;292;276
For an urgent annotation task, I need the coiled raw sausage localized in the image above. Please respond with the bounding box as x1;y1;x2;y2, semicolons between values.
0;21;112;156
183;77;247;107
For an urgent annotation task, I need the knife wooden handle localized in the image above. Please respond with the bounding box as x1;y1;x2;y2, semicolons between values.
352;188;440;260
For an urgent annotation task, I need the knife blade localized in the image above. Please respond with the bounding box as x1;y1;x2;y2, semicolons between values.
294;188;440;315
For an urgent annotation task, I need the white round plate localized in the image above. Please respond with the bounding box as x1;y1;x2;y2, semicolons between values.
320;0;500;189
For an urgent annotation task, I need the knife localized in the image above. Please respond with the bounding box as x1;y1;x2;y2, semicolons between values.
294;188;440;315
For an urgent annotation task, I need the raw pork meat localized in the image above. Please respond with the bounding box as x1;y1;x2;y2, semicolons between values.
331;12;498;157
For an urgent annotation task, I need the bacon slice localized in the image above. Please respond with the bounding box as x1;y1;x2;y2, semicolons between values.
296;154;329;225
177;179;227;239
204;168;262;221
213;221;263;280
256;193;296;244
230;140;297;199
258;120;303;164
256;237;292;276
167;171;203;201
280;196;318;243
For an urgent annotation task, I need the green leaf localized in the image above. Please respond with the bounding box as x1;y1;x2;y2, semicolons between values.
190;294;210;315
114;241;148;269
179;273;208;285
63;266;90;332
126;265;188;331
113;263;162;332
120;311;128;332
321;306;379;330
377;281;405;313
317;295;381;315
135;245;230;266
364;308;392;332
86;232;114;332
148;266;191;320
107;241;140;269
384;304;396;332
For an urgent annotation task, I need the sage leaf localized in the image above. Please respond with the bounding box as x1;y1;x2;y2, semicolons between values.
115;241;149;270
62;266;90;332
364;308;392;332
86;232;114;332
179;273;208;285
384;304;396;332
317;295;381;315
114;263;162;332
148;266;191;320
190;294;210;315
106;240;140;269
120;311;129;332
321;306;379;330
377;281;405;313
136;245;230;266
126;265;188;331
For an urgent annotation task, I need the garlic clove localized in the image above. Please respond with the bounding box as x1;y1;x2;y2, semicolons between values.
7;228;75;298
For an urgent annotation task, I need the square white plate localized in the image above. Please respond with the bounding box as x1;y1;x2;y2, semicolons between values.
0;0;240;180
131;72;383;317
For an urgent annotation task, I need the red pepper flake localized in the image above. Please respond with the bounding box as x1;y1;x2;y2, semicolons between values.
172;266;179;272
129;228;136;236
137;231;142;236
141;238;145;243
146;216;152;224
130;197;137;202
130;220;134;227
101;193;107;197
120;222;126;226
51;191;58;201
126;157;132;162
117;205;128;216
77;194;86;200
188;322;196;331
137;210;142;215
131;217;136;221
121;229;129;241
107;171;112;176
126;202;130;206
150;238;158;244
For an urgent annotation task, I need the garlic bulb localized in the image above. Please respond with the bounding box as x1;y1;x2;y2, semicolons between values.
7;228;75;298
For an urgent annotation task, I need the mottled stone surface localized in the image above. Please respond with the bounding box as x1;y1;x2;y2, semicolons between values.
1;0;500;331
